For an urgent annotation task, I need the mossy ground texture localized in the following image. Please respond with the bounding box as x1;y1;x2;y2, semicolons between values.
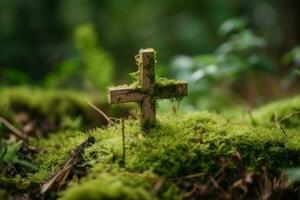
1;89;300;199
253;94;300;129
0;87;132;134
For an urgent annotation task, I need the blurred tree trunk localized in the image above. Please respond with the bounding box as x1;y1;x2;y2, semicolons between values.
280;0;300;50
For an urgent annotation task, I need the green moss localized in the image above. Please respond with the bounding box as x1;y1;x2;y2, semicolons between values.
61;168;181;200
3;89;300;199
109;76;186;91
0;87;95;117
0;87;132;131
253;94;300;129
61;172;155;200
156;77;186;87
6;111;297;199
3;86;300;199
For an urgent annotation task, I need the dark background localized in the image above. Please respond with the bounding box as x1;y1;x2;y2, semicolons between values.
0;0;300;110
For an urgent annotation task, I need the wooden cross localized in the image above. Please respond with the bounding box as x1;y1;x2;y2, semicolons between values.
107;48;187;130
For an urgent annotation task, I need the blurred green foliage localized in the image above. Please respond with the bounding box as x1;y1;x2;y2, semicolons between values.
281;46;300;88
287;168;300;182
45;24;114;92
74;24;114;91
0;0;299;110
170;18;274;111
0;140;37;170
0;0;290;82
0;69;29;86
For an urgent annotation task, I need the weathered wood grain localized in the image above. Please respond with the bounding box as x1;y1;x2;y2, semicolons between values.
154;83;187;99
139;49;156;127
108;87;145;104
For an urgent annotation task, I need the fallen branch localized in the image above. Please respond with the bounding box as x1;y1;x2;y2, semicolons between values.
0;116;28;141
41;135;95;194
85;99;114;125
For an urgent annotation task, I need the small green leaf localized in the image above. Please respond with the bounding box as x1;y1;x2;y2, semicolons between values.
219;18;247;36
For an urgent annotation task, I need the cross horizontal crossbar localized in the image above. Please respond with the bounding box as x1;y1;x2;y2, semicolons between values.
108;83;187;104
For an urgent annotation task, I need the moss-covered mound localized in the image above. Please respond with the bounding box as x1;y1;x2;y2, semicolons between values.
253;94;300;129
0;87;133;135
2;111;300;199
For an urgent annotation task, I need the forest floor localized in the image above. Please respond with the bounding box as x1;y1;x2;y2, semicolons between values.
1;87;300;200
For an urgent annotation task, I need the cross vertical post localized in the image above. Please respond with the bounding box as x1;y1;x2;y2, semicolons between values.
139;49;156;129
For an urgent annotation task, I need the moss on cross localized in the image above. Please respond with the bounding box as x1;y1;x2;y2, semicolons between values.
107;48;188;130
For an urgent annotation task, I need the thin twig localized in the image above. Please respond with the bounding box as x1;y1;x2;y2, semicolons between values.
209;177;231;199
115;101;126;166
274;112;287;136
121;117;125;166
171;172;205;181
152;178;165;195
85;99;113;125
278;110;300;123
182;186;197;199
110;117;121;121
246;107;257;126
204;161;229;188
0;116;27;141
272;110;300;136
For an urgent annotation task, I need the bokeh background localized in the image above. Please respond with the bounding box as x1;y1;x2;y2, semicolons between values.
1;0;300;112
